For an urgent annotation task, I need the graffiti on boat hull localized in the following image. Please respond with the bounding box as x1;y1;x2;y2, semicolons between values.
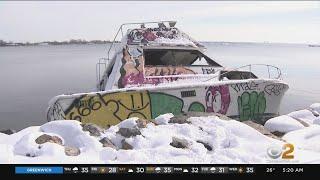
205;85;231;114
48;82;286;127
51;91;201;127
230;81;259;93
237;91;266;121
188;102;205;112
264;84;287;96
64;91;152;128
149;92;184;118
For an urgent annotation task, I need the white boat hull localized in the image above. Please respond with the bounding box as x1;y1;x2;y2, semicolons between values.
47;79;288;128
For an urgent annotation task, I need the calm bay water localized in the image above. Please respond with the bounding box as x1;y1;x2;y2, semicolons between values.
0;43;320;130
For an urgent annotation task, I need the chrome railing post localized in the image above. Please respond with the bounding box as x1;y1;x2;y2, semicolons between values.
249;64;252;79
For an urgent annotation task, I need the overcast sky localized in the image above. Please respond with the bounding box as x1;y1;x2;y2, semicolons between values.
0;1;319;44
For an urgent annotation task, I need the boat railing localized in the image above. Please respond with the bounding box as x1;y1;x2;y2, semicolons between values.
143;64;283;82
204;64;283;82
145;73;218;79
106;20;178;60
96;57;109;90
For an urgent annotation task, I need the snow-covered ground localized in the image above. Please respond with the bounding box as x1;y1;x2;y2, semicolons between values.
1;103;320;164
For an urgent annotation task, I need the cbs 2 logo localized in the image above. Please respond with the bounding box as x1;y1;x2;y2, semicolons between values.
267;143;294;159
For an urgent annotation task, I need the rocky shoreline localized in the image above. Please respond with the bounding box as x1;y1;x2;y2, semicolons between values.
1;103;320;163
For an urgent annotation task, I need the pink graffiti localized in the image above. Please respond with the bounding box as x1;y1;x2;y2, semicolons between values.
205;85;230;114
143;31;157;41
119;46;197;88
122;73;144;87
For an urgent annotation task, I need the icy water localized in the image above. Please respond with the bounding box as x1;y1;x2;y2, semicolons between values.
0;43;320;130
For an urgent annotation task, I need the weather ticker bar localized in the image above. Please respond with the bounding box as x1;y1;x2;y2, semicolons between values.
59;166;254;174
10;164;317;175
6;164;320;176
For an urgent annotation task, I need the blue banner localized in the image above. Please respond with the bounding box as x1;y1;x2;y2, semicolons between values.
15;166;63;174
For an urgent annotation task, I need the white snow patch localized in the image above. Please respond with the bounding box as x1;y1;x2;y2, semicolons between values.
264;115;305;133
118;117;138;128
40;120;102;151
310;103;320;113
3;126;40;146
283;126;320;153
154;113;174;125
100;147;117;161
154;37;196;47
314;117;320;125
0;144;14;163
13;132;44;157
287;109;317;125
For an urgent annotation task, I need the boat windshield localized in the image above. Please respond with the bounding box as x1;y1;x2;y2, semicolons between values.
143;49;221;67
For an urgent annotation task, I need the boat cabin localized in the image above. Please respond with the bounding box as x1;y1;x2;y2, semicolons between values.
97;21;257;91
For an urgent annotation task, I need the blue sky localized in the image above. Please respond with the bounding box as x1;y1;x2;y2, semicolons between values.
0;1;319;44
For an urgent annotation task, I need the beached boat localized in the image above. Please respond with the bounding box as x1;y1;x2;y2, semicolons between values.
47;21;289;128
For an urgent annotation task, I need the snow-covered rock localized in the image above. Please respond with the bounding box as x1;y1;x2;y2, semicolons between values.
310;103;320;113
81;123;104;137
118;117;138;128
40;120;102;152
13;132;44;157
118;127;141;138
64;146;80;156
154;113;174;125
287;109;317;125
264;115;305;133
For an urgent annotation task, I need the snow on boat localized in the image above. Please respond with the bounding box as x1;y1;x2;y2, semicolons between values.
47;21;289;128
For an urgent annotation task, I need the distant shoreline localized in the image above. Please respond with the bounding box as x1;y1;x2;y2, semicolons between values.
0;39;120;47
0;39;319;47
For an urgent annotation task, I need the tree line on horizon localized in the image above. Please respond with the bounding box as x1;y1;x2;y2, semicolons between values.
0;39;120;46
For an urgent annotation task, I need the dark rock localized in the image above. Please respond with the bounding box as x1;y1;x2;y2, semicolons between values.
170;137;190;149
99;137;117;149
35;134;63;145
82;123;104;136
65;146;81;156
26;153;36;157
169;112;231;124
242;121;284;141
136;119;150;128
169;115;191;124
307;108;319;117
271;131;286;138
118;127;141;138
148;119;158;125
0;129;16;135
121;139;133;150
196;140;213;151
294;118;310;127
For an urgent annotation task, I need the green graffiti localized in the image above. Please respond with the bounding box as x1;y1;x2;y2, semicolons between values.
188;102;205;112
150;92;183;118
237;91;266;121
